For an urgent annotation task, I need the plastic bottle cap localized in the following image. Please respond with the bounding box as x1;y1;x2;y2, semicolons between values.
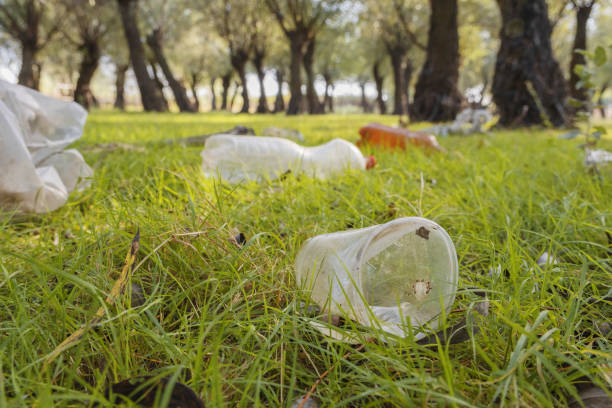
366;155;377;170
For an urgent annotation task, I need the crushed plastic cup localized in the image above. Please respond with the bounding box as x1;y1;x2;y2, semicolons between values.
357;123;444;152
201;135;375;183
295;217;458;340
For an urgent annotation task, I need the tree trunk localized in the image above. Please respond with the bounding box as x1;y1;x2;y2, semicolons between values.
373;61;387;114
323;73;333;113
230;80;240;112
273;68;285;113
220;72;231;110
359;82;370;113
287;31;307;115
492;0;568;127
149;62;169;111
303;38;323;114
116;0;167;112
229;50;250;113
146;28;195;112
236;65;249;113
253;49;269;113
114;64;128;110
598;82;608;118
209;77;216;111
74;39;101;110
388;47;407;115
327;86;334;112
18;41;40;90
403;60;412;111
411;0;463;122
568;4;593;107
189;72;200;112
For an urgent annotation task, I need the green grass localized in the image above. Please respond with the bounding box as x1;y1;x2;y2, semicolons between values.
1;111;611;407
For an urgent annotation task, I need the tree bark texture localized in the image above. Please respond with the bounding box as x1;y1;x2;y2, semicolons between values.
230;80;240;112
149;61;169;111
287;31;308;115
403;60;413;112
230;50;250;113
360;82;371;113
388;46;408;115
189;72;200;112
273;69;286;113
74;39;101;110
116;0;167;112
492;0;568;127
220;72;231;110
147;28;196;112
373;61;387;114
322;73;333;113
568;3;593;106
114;64;128;110
411;0;463;122
18;41;41;90
303;39;323;114
253;48;269;113
208;77;216;111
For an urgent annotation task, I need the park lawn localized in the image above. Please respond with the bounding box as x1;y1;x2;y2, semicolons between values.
1;111;611;407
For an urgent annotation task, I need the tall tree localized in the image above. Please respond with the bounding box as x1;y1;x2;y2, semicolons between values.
114;63;129;110
210;0;257;113
62;0;113;109
146;28;196;112
568;0;596;107
411;0;463;122
365;0;427;116
143;0;197;112
251;11;276;114
0;0;63;89
303;38;324;113
116;0;167;111
492;0;568;126
372;59;387;114
265;0;343;115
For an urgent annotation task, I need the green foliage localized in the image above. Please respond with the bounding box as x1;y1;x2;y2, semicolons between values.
1;112;611;406
562;45;610;145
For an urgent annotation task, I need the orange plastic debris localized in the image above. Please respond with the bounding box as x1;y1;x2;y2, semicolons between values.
357;123;444;152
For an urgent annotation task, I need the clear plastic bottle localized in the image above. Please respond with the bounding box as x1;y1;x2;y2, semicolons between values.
295;217;458;339
201;135;375;183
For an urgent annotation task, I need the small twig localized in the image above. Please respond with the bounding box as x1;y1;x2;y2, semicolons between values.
297;338;375;408
43;229;140;370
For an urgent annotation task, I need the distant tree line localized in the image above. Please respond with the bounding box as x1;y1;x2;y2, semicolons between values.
0;0;609;126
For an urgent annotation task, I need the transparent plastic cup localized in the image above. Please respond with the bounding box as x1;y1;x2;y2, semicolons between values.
295;217;458;339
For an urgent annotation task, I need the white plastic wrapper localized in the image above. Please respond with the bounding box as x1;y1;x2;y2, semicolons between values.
201;135;374;183
584;149;612;166
296;217;458;340
0;80;93;213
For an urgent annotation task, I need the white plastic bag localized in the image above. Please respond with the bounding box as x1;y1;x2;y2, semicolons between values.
584;149;612;167
295;217;458;340
0;80;93;213
201;135;374;183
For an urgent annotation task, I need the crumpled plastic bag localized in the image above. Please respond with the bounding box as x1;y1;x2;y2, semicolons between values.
584;149;612;167
295;217;458;340
426;108;493;136
201;135;375;183
0;80;93;213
